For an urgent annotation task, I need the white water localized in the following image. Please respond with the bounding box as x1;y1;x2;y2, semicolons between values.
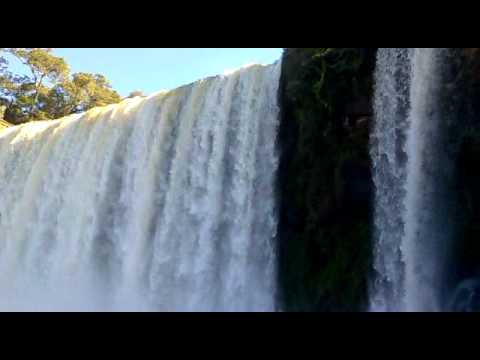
370;48;412;311
370;48;455;311
0;62;281;312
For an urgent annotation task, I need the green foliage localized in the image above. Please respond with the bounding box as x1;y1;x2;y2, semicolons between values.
0;48;121;124
278;48;377;311
10;48;69;83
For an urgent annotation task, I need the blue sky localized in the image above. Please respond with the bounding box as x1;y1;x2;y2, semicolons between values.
47;48;283;97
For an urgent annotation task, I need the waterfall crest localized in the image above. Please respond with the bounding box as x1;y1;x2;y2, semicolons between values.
0;62;281;312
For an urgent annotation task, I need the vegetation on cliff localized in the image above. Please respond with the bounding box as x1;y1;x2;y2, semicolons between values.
276;47;480;311
450;49;480;300
277;48;377;311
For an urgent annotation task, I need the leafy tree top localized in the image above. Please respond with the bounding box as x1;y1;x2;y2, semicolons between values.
0;48;122;124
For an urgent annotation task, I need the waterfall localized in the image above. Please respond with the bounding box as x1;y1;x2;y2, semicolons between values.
0;62;281;312
370;48;459;312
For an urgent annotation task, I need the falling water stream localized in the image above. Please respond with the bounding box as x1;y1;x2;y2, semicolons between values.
0;62;281;312
1;49;469;313
370;48;460;312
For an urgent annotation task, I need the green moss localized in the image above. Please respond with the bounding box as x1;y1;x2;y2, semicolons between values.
277;48;376;311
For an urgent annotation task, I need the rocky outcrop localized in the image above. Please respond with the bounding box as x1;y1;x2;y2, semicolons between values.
275;48;480;312
277;48;377;311
450;48;480;309
276;47;480;312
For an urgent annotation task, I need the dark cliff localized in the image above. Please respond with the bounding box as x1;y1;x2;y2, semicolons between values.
277;48;377;311
276;48;480;312
449;48;480;309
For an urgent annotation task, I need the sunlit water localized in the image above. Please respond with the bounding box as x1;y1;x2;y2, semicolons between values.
0;62;281;312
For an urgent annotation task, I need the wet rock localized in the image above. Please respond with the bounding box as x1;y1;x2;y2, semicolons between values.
277;48;377;312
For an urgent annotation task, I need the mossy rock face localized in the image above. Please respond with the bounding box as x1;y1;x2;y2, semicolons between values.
434;48;480;310
276;47;480;311
277;48;377;312
451;48;480;289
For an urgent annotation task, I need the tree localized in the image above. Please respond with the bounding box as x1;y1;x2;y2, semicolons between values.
45;72;121;118
0;48;122;124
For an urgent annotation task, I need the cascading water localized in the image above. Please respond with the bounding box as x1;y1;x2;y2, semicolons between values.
0;62;281;312
369;48;412;311
370;48;459;312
